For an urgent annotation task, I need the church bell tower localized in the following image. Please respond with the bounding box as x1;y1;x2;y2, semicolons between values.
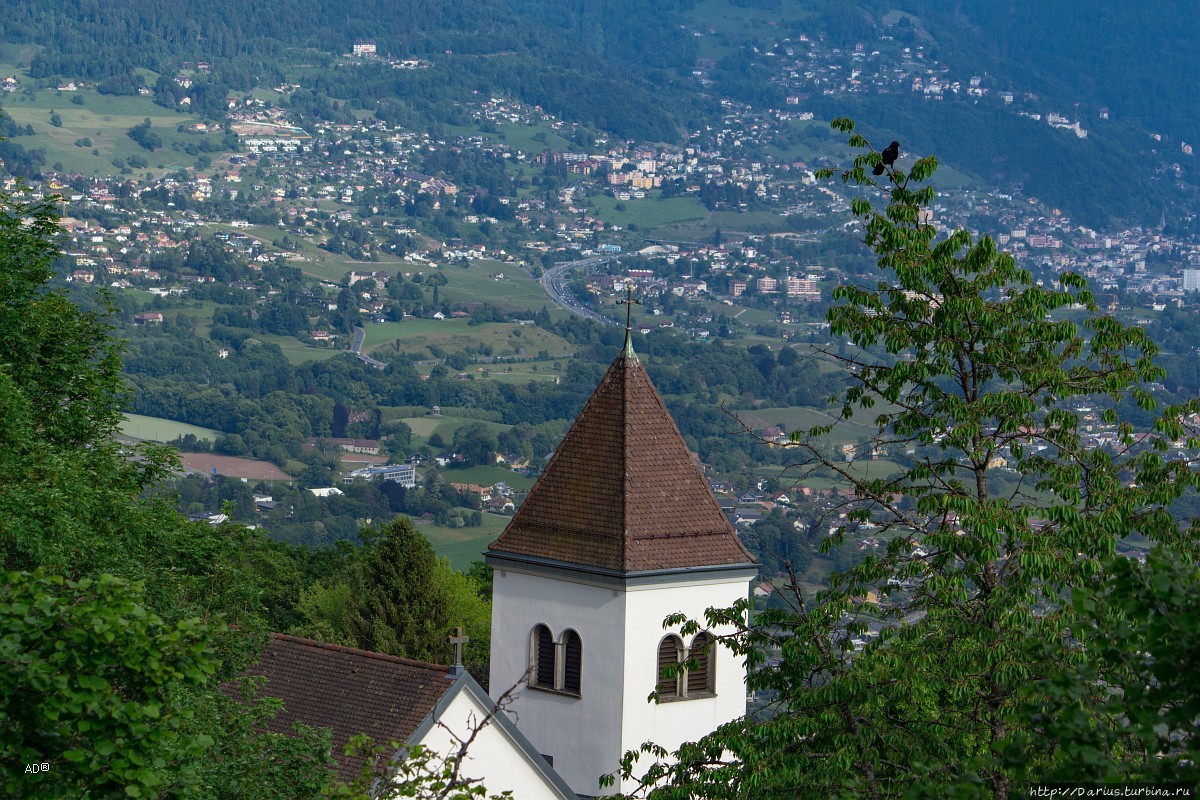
486;326;757;797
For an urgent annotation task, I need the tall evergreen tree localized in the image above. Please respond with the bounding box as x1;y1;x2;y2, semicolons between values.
350;517;451;663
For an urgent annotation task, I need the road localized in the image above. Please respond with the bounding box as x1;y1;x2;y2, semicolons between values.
350;325;386;369
539;257;620;326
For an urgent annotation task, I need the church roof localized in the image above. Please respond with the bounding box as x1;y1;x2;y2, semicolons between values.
489;348;754;574
228;634;453;781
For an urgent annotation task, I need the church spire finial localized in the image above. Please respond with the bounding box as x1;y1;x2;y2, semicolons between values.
618;286;641;360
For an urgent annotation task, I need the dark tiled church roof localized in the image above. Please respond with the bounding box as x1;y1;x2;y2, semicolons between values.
231;634;453;781
489;349;754;573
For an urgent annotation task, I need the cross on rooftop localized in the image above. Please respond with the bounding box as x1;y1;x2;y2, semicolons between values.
448;627;469;671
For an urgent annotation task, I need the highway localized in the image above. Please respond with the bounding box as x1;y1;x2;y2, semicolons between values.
539;257;620;326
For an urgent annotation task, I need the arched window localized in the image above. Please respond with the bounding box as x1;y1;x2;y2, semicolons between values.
528;625;583;697
656;635;684;697
656;632;717;701
531;624;555;689
687;632;715;696
562;630;583;696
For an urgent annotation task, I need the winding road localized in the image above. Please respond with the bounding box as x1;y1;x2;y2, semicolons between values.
350;325;386;369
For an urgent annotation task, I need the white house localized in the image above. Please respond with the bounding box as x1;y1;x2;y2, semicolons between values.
237;634;574;799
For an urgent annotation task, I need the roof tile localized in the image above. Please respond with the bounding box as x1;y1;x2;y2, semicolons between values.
228;634;452;782
489;350;754;573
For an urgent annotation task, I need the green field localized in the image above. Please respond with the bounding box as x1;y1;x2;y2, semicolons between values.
588;195;708;228
256;333;348;364
1;87;224;176
437;465;535;493
440;261;568;315
650;209;791;243
401;415;512;441
735;405;878;447
362;319;572;360
468;359;567;384
684;0;816;59
237;224;421;283
121;413;219;443
126;300;218;337
419;512;510;571
444;121;576;158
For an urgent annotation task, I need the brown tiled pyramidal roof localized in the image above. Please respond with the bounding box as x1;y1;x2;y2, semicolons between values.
228;634;452;781
489;347;754;573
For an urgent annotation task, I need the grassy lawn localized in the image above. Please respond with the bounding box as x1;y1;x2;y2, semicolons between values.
588;195;708;228
2;88;224;176
647;209;792;243
471;360;567;384
149;301;218;337
687;0;814;37
706;210;791;233
121;413;219;443
445;121;577;158
739;406;873;440
255;333;348;364
363;319;572;360
235;225;406;283
441;261;564;315
419;512;510;571
401;415;512;441
437;465;535;492
0;44;43;70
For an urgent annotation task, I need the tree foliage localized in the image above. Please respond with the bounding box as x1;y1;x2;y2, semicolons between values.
1014;548;1200;786
608;120;1200;799
0;571;218;798
0;189;337;796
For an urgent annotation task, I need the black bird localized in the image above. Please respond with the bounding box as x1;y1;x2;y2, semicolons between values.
873;140;900;175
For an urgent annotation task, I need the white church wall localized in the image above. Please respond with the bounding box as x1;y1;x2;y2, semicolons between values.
490;566;629;797
617;573;752;794
410;681;572;800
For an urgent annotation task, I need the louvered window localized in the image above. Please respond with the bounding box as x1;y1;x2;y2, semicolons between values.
687;633;714;696
657;635;683;696
532;625;555;688
529;625;583;698
562;630;582;695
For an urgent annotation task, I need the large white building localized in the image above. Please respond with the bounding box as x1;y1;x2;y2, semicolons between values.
487;335;757;797
1183;269;1200;292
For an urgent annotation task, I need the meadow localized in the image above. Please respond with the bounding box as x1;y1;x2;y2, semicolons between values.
400;415;512;441
256;333;348;364
418;512;510;571
440;261;569;316
435;465;535;493
444;120;576;158
361;318;573;360
587;195;708;228
121;412;219;443
0;86;224;176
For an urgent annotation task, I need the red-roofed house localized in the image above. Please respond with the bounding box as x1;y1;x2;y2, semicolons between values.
233;634;574;798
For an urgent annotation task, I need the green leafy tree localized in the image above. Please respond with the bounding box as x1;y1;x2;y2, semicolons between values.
1011;548;1200;786
0;188;337;796
610;120;1200;799
0;571;219;799
191;678;338;799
